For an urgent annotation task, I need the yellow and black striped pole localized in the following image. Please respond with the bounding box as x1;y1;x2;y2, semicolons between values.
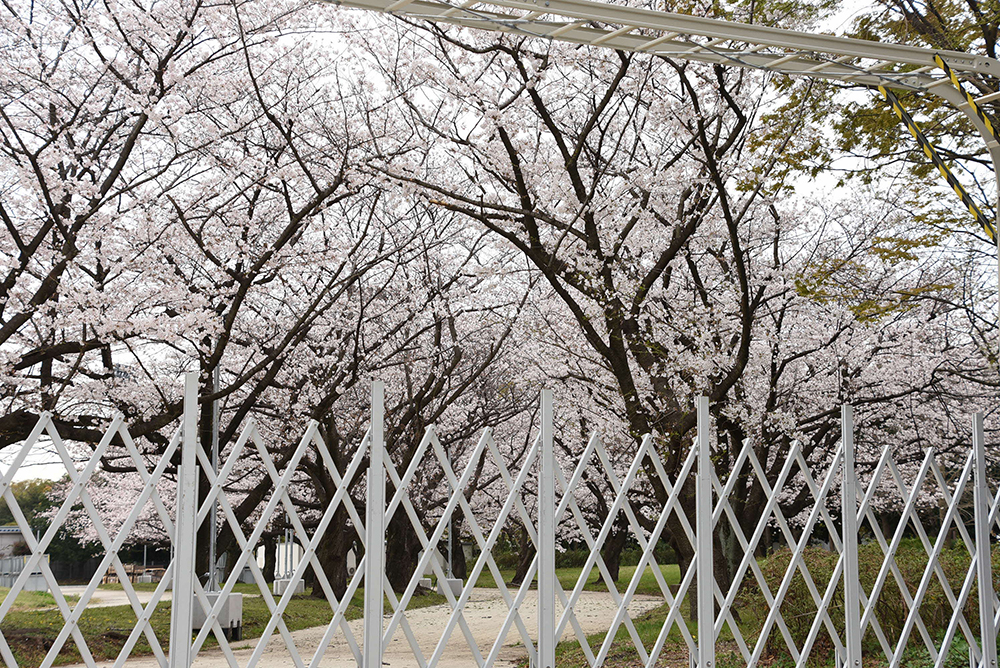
878;84;998;243
935;54;1000;374
934;54;1000;147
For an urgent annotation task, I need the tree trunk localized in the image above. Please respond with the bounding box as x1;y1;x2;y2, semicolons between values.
670;525;696;620
510;525;535;587
450;525;468;581
598;516;630;585
263;538;277;584
715;520;742;622
312;507;351;599
385;511;420;592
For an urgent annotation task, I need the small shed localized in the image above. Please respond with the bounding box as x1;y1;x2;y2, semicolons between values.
0;526;24;556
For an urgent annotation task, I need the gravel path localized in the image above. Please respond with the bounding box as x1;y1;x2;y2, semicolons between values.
85;588;662;667
60;585;173;609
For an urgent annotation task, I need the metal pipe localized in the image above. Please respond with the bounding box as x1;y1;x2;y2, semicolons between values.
974;413;997;668
168;371;199;668
696;396;715;668
538;389;556;668
363;381;386;668
842;405;862;668
209;365;219;591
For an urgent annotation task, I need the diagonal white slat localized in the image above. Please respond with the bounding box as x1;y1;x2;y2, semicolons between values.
48;422;182;668
709;441;806;663
858;449;938;660
733;441;835;662
4;388;997;668
195;423;369;664
553;432;652;665
14;415;126;668
0;415;181;668
189;420;318;668
626;443;704;667
890;451;975;667
930;457;999;668
229;422;369;668
745;442;847;666
710;442;805;653
111;423;184;668
384;427;540;668
641;445;702;664
591;435;697;666
377;427;493;667
480;433;541;668
420;428;507;667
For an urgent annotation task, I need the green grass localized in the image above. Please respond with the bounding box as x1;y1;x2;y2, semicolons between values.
547;602;693;668
0;587;445;666
474;563;681;597
538;598;990;668
98;581;263;595
0;587;79;612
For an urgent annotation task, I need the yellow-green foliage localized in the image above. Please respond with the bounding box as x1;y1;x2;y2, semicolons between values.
793;233;952;323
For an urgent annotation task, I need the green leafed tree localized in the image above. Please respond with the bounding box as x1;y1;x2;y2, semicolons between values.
0;479;100;563
747;0;1000;378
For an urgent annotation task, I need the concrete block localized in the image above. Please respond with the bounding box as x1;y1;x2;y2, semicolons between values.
192;591;243;641
273;578;305;596
437;578;463;597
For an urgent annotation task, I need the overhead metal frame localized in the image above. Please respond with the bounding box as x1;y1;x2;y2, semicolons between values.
324;0;1000;185
324;0;1000;342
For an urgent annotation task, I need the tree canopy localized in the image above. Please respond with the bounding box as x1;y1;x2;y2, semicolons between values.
0;0;995;591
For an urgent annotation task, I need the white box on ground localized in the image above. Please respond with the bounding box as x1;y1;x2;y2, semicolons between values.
192;591;242;639
273;578;305;596
437;578;463;596
418;577;432;589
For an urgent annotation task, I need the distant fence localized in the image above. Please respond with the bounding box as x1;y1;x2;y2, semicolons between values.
48;557;104;584
0;554;48;589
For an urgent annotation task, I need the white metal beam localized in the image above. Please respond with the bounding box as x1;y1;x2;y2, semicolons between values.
323;0;999;92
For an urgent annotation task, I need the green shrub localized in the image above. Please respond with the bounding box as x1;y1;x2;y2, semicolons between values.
733;538;1000;666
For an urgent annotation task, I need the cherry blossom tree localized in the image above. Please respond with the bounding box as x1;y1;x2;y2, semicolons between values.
6;0;995;602
343;5;995;589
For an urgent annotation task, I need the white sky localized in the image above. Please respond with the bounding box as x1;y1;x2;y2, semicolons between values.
0;440;78;483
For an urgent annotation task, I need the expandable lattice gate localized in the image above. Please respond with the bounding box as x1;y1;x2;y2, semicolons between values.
0;373;997;668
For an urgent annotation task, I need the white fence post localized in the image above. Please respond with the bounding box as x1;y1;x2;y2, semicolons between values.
538;389;556;668
842;405;862;668
974;412;997;668
696;396;715;668
169;371;199;668
364;380;386;668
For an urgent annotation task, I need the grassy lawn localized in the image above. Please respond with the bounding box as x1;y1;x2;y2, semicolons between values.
474;563;681;597
545;601;984;668
540;573;990;668
1;586;445;666
547;602;693;668
0;587;79;612
98;581;264;595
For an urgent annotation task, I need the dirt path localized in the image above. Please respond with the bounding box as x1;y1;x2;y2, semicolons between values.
60;585;173;609
90;588;661;667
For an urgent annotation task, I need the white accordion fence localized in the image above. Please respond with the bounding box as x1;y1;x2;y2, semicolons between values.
0;372;996;668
